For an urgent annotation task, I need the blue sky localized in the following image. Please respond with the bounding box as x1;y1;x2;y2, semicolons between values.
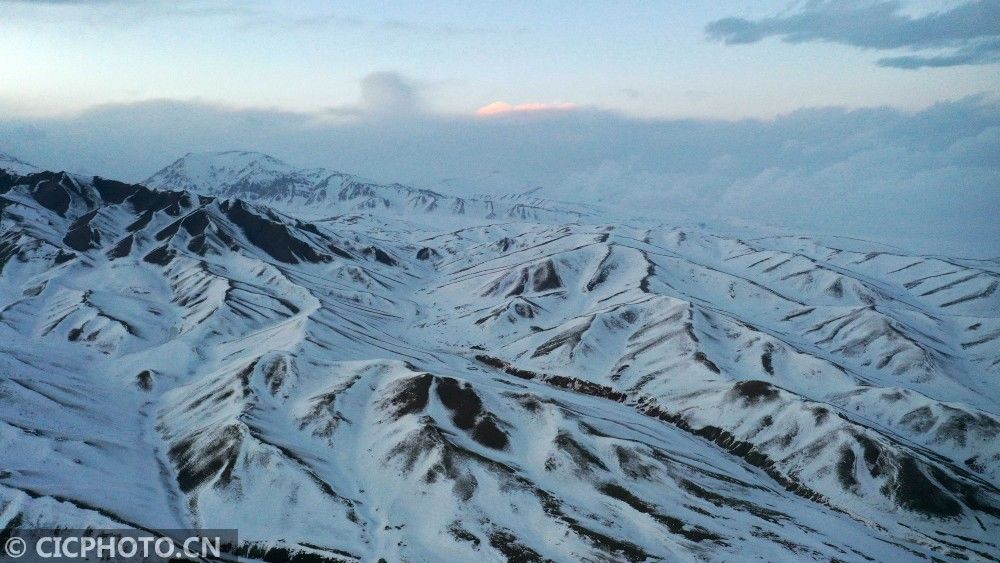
1;1;997;118
1;1;998;256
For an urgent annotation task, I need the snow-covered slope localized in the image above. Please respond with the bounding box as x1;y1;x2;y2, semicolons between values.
1;162;998;561
0;153;39;175
145;151;596;224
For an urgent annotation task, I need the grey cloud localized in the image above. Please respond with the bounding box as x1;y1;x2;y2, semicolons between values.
878;37;1000;67
360;72;421;117
2;0;520;35
707;0;1000;68
1;94;997;257
320;72;424;120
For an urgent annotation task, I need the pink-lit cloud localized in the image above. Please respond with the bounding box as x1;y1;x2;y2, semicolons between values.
475;101;577;116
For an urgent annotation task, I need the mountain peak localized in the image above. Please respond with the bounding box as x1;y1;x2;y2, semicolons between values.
144;150;310;197
159;150;294;177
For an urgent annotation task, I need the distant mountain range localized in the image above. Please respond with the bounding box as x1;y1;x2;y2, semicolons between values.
145;151;598;224
1;151;998;561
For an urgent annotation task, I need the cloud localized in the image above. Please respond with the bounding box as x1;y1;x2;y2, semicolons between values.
2;1;521;36
475;101;577;116
707;0;1000;68
359;72;421;117
2;0;255;15
1;84;997;257
319;72;424;120
878;37;1000;68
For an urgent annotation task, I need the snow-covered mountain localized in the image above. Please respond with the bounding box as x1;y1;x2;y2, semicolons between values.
145;151;596;224
2;158;999;561
0;152;39;175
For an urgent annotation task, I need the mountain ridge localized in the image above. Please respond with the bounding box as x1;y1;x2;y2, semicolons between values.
144;151;599;225
1;157;998;561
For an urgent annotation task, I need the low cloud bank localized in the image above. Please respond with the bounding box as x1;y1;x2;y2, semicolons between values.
2;87;997;257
